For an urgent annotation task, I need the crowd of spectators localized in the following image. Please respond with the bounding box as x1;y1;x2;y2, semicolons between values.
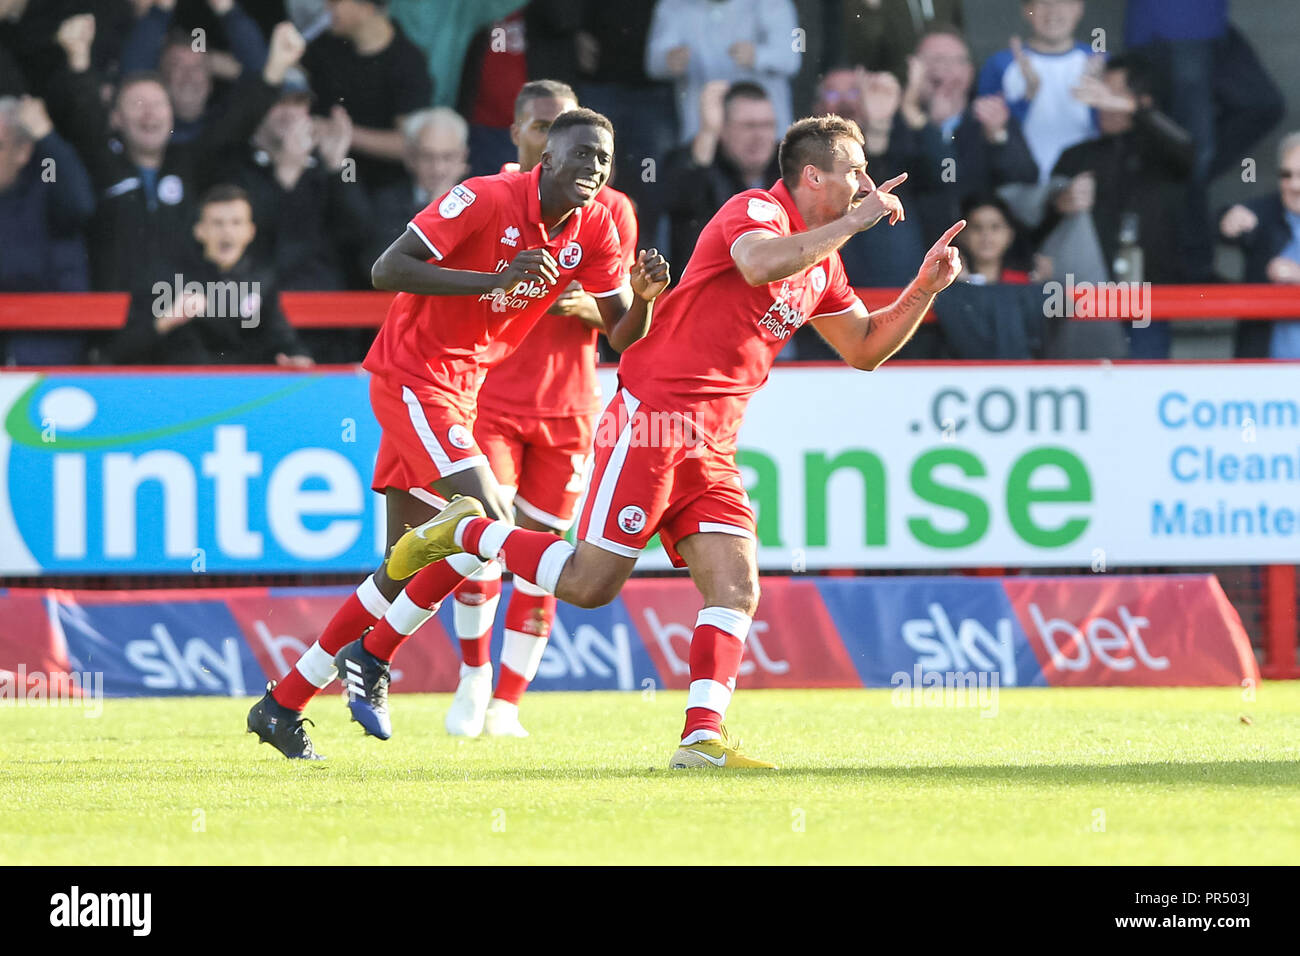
0;0;1295;365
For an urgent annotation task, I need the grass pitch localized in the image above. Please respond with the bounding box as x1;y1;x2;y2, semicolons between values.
2;685;1298;865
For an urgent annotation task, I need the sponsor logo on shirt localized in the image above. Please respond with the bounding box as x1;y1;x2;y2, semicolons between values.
617;505;647;534
439;184;477;219
500;225;520;247
747;198;781;222
558;241;583;270
756;280;807;340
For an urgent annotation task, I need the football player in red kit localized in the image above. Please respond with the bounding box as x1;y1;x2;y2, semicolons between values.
446;80;641;739
386;114;966;769
246;108;670;758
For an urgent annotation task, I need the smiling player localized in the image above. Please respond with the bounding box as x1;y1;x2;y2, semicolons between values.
246;108;670;759
384;114;966;769
445;80;642;739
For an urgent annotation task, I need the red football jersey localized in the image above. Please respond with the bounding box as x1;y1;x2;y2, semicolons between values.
477;182;639;417
617;179;862;453
362;164;628;415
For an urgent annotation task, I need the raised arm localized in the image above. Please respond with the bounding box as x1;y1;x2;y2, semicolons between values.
730;173;907;286
812;220;966;370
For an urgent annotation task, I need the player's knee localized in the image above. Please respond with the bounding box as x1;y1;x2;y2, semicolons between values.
710;578;759;617
565;577;621;609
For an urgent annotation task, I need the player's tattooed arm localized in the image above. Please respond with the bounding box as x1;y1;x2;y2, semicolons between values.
597;249;671;352
813;220;965;370
372;232;559;296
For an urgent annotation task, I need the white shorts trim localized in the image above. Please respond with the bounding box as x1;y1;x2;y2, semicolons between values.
407;222;444;260
514;494;574;532
435;454;488;476
408;486;448;509
399;386;487;479
582;388;645;558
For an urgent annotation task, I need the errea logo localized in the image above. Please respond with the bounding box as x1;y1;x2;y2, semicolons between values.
501;225;520;247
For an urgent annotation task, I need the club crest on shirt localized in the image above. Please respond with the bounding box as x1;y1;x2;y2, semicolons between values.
809;264;826;294
447;424;474;450
559;241;583;270
157;174;184;205
747;198;781;222
617;505;646;534
439;184;476;219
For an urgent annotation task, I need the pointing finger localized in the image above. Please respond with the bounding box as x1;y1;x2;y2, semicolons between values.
930;219;967;252
877;172;908;193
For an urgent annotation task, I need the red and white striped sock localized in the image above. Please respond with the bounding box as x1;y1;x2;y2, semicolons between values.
680;607;752;744
455;517;573;594
452;561;502;667
362;553;485;662
494;576;557;705
272;574;390;711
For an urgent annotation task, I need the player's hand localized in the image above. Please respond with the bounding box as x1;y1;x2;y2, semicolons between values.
1220;204;1258;239
916;220;966;294
57;13;96;72
847;172;907;232
1010;36;1039;100
630;248;670;301
263;21;307;86
497;247;559;294
208;0;235;15
548;280;588;315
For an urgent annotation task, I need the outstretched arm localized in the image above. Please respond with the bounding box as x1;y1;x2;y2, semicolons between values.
730;174;907;287
813;220;966;370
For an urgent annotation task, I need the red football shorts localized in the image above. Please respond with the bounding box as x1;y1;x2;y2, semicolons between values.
474;406;595;530
369;375;487;493
575;388;756;568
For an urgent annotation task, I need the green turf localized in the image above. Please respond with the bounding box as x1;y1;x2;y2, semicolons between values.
2;685;1298;865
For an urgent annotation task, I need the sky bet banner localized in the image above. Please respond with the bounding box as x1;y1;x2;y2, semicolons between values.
0;574;1256;696
3;364;1300;573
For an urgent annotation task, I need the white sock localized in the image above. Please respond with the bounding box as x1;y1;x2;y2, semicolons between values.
356;574;392;618
294;642;337;688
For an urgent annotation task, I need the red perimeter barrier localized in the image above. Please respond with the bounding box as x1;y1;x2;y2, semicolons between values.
1;287;1296;677
0;284;1296;330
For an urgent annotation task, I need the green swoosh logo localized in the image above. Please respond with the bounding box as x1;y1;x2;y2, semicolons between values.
5;375;324;451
